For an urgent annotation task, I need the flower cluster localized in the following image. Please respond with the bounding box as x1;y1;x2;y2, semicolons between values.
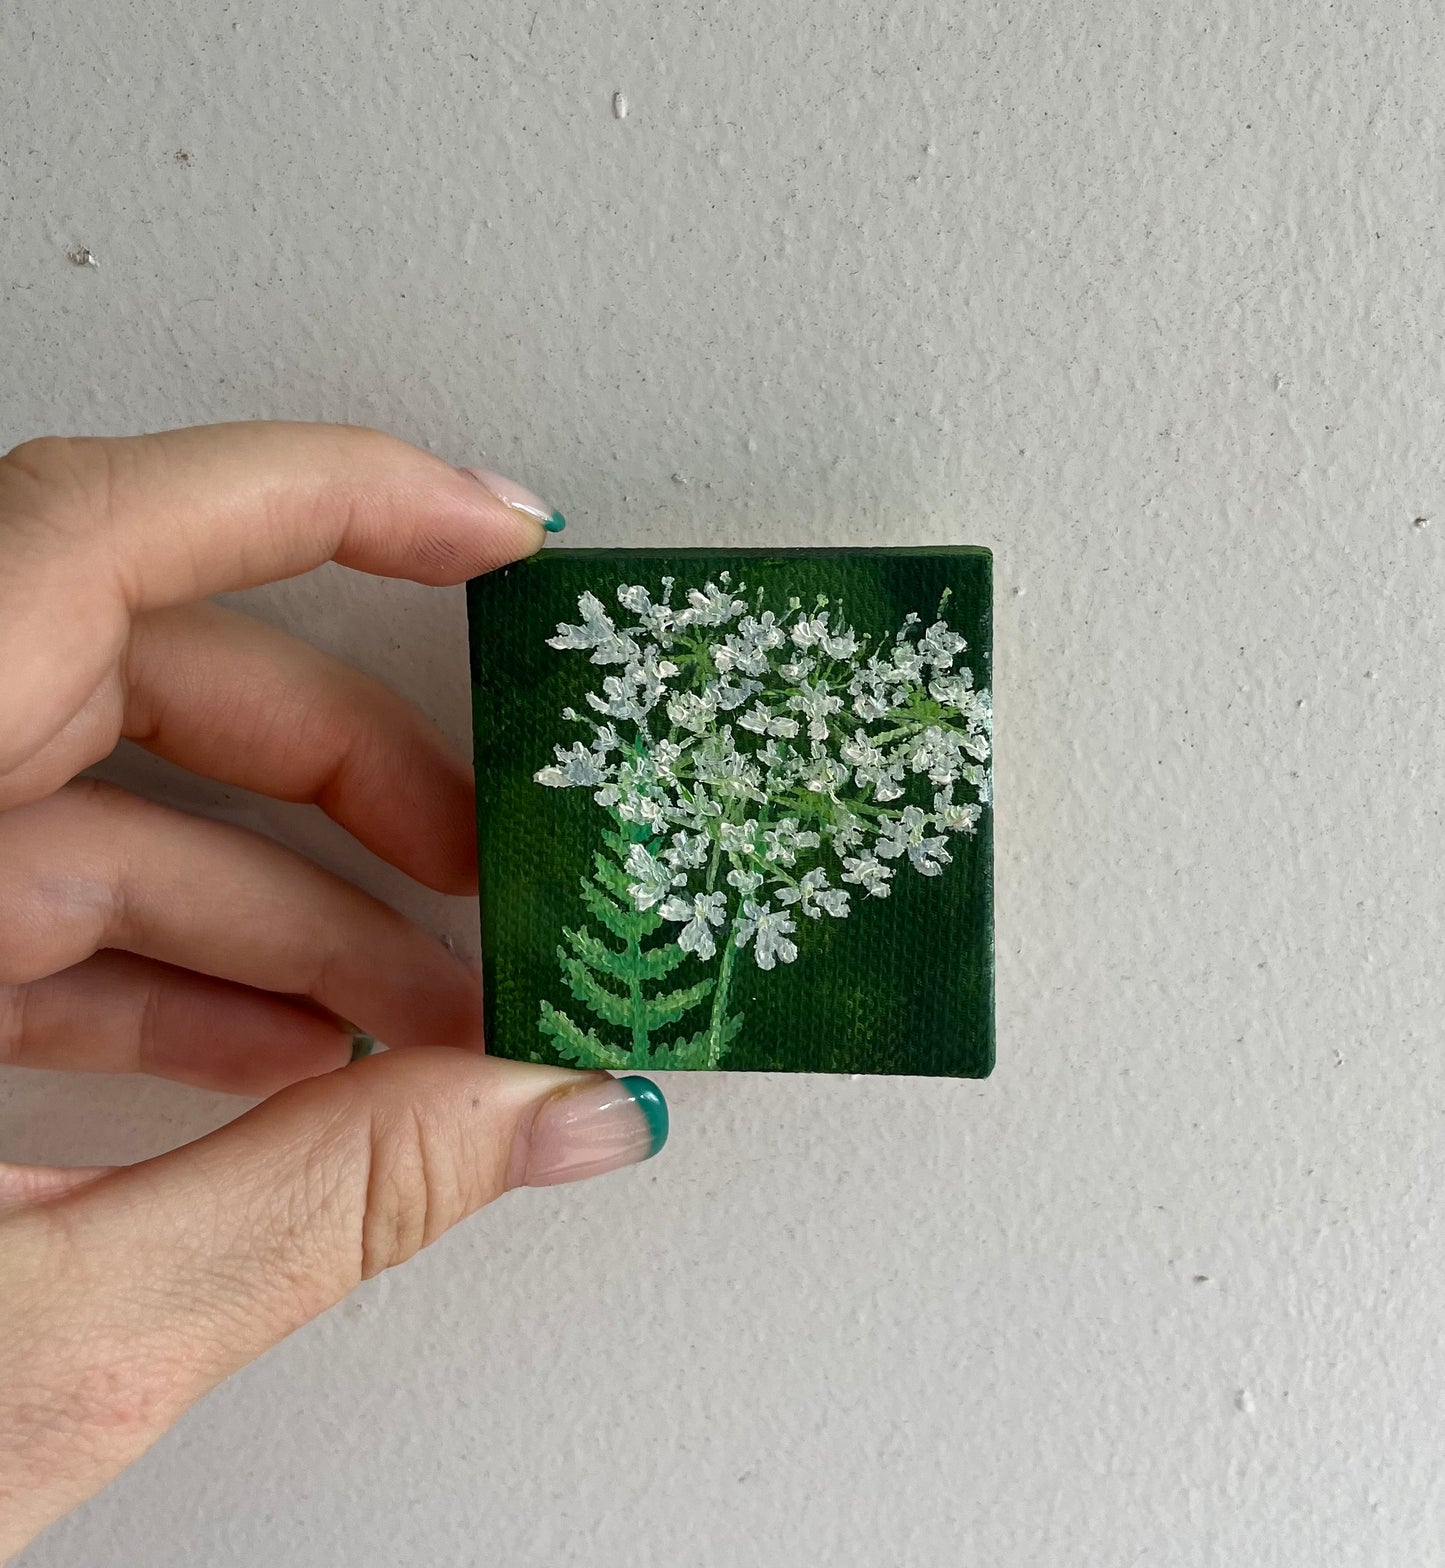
536;575;991;973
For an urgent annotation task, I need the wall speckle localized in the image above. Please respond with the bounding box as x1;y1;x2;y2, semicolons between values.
4;1;1445;1565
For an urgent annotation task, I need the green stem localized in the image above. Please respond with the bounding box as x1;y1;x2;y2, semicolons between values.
703;912;741;1067
627;923;649;1059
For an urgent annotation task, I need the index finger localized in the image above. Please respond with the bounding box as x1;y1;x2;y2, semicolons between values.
0;421;553;774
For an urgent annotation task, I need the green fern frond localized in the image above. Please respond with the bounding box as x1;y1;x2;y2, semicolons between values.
537;815;719;1072
579;878;660;942
638;976;715;1031
538;1000;630;1070
593;850;640;904
563;926;687;984
559;953;637;1028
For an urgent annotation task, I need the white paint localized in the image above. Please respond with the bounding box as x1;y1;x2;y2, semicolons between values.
613;90;628;120
3;1;1444;1563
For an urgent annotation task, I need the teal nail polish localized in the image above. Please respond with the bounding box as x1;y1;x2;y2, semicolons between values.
542;510;567;533
618;1074;668;1156
350;1033;376;1061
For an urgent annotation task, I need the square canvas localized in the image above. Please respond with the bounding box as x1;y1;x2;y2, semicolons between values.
467;548;993;1076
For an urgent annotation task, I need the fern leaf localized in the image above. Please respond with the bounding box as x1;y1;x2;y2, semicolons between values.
563;927;687;984
600;826;645;859
627;943;689;982
651;1029;713;1070
593;850;640;904
559;954;637;1028
580;878;659;941
538;1000;629;1070
639;975;715;1031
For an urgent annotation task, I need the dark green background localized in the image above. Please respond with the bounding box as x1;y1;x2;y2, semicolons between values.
468;549;993;1077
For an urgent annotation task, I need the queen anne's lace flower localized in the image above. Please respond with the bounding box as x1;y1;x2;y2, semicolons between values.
624;843;680;908
777;867;850;920
917;620;967;668
547;592;641;666
786;679;844;741
734;899;798;970
663;830;711;870
659;891;728;959
841;853;893;897
874;806;952;876
535;577;990;980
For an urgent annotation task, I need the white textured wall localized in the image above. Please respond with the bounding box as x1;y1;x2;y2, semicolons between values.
4;2;1444;1563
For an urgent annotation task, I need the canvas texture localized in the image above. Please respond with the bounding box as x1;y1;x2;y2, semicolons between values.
468;549;994;1076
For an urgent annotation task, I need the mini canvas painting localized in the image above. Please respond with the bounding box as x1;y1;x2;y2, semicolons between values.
467;548;993;1076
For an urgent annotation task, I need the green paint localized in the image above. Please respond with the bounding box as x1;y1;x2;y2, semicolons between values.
619;1075;669;1156
543;510;566;533
350;1033;376;1061
468;548;994;1077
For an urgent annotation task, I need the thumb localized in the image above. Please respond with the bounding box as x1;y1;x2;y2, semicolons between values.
0;1053;666;1551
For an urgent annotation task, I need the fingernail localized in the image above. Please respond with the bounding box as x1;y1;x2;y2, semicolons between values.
518;1074;668;1188
458;467;566;532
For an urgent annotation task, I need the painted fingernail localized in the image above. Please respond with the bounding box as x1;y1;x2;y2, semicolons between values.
458;467;566;532
518;1074;668;1188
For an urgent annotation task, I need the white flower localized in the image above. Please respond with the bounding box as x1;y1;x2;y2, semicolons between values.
841;732;905;799
617;793;669;835
663;830;711;869
667;689;717;734
841;854;893;897
737;703;800;738
959;761;992;806
906;726;967;787
626;651;680;707
727;867;763;896
720;818;762;856
777;867;850;919
692;734;763;800
917;620;966;668
928;671;973;706
762;818;820;866
534;740;604;788
790;614;828;650
659;891;728;959
933;786;981;834
779;657;814;683
874;806;952;876
734;899;798;970
650;739;685;781
840;731;884;770
618;582;678;638
714;676;763;711
624;843;681;909
786;680;844;741
548;592;641;666
739;611;786;644
585;676;645;723
829;810;867;853
888;643;926;682
790;611;863;660
800;751;847;795
676;581;746;627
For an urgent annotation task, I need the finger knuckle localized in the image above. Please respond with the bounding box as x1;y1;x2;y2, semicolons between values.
0;436;105;533
357;1101;466;1280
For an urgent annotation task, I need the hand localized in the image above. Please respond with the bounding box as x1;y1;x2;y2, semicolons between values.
0;423;668;1556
